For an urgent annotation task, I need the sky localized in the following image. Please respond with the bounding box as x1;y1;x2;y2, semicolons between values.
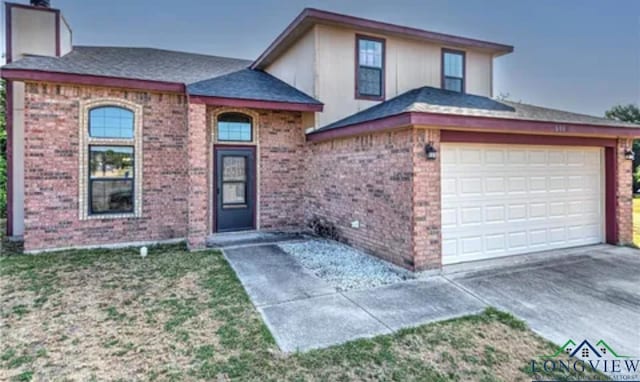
4;0;640;117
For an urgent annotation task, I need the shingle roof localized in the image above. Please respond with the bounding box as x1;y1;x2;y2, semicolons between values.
315;86;639;132
187;69;322;105
1;46;322;105
2;46;251;84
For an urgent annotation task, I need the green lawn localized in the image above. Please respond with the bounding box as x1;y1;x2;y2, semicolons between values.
0;241;603;381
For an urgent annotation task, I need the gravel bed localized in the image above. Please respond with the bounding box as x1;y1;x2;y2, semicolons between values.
278;239;410;291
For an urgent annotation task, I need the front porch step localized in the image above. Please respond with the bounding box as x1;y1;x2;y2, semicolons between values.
206;231;308;249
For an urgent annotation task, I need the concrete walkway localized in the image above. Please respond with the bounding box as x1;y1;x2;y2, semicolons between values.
224;241;640;355
224;244;485;352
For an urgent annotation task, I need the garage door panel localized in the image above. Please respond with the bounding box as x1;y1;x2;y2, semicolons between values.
443;199;600;226
442;144;603;264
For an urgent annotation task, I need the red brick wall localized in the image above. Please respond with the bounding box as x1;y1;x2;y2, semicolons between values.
616;138;633;244
305;130;416;269
23;83;189;251
412;129;441;270
254;110;306;230
186;103;209;249
22;88;308;251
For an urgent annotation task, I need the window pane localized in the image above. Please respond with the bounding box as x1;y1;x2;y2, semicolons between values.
217;113;252;142
223;183;246;205
223;156;246;182
358;67;382;96
444;52;463;78
359;39;382;68
90;146;134;179
89;106;134;138
444;77;463;93
90;179;133;214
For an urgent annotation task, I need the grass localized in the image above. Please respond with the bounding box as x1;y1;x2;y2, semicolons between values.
0;239;607;381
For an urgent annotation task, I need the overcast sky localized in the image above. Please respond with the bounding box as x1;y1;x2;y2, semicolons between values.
5;0;640;116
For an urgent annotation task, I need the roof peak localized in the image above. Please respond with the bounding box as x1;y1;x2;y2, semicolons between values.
252;7;513;69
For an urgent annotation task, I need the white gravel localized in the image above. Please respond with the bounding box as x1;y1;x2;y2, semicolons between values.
278;239;409;291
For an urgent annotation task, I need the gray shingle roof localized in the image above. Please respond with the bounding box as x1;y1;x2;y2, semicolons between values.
187;69;322;104
2;46;322;105
315;86;639;132
3;46;251;84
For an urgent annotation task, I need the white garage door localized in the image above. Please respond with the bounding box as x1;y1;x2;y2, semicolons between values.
441;143;604;264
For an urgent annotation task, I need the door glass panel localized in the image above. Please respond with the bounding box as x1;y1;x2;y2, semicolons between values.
223;183;246;205
223;156;246;181
221;155;247;207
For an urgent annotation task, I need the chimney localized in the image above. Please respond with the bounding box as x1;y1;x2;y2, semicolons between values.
6;0;72;63
30;0;51;7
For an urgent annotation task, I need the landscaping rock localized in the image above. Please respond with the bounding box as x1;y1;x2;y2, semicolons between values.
278;240;409;291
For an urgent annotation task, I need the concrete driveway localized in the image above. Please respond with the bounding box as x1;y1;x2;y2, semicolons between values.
223;240;640;355
448;245;640;356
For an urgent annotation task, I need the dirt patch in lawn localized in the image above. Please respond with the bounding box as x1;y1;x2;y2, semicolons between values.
0;244;605;381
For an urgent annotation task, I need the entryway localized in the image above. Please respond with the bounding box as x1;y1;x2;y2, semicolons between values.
214;147;256;232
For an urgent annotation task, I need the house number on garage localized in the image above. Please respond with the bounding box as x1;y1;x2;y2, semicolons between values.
554;124;568;132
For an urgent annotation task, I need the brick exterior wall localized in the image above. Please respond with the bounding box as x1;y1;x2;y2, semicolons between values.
253;110;306;230
21;85;308;251
22;83;189;251
411;129;441;270
305;130;416;269
186;103;209;249
616;138;633;245
18;81;636;265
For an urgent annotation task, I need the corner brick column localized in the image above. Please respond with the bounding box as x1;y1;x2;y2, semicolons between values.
616;138;633;244
187;103;209;249
411;128;442;270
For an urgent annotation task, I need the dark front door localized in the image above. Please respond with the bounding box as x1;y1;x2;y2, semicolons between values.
215;147;255;232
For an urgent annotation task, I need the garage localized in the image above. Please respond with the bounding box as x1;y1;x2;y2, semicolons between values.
441;143;604;264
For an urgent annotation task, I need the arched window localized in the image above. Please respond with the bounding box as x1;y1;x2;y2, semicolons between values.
217;113;252;142
79;101;142;219
89;106;134;138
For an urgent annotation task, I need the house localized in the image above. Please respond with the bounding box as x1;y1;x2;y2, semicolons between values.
2;1;638;270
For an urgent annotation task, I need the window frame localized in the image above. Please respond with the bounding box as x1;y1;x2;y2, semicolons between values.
355;34;386;101
441;48;466;93
88;145;136;215
78;99;143;220
216;113;253;143
88;106;135;139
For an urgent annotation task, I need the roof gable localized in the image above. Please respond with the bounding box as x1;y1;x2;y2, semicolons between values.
252;8;514;69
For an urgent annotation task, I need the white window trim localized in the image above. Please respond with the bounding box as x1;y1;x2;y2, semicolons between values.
78;98;143;220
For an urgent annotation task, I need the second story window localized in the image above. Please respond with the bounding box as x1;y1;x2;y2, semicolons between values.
356;35;385;100
442;49;465;93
